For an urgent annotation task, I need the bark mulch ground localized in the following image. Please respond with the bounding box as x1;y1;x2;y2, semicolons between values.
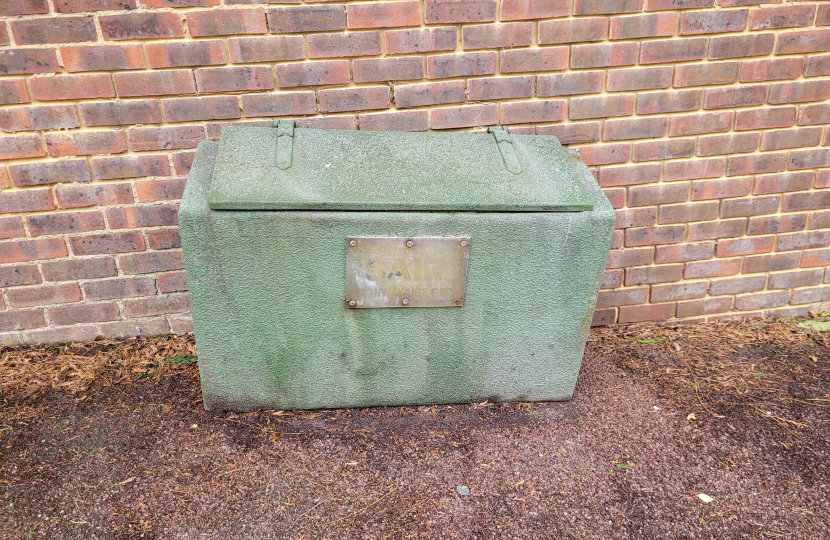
0;318;828;540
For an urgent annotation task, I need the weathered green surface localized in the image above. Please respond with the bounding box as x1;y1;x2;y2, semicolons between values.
180;129;614;412
207;125;593;212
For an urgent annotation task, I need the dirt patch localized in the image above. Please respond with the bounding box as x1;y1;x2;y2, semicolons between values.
1;318;828;539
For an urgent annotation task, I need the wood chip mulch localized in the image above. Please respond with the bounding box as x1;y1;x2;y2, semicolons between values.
0;317;828;540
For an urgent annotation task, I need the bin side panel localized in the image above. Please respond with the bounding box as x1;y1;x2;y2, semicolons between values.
181;140;615;411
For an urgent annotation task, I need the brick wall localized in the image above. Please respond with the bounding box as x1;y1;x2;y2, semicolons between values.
1;0;829;344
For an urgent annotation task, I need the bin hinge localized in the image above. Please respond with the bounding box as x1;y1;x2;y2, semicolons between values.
488;126;522;175
275;120;295;170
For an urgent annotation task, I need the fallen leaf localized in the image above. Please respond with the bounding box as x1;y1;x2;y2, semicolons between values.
687;413;697;420
698;493;714;503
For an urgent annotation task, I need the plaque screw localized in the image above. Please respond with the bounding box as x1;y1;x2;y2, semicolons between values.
460;240;468;247
349;240;357;247
406;240;414;248
348;300;356;307
402;298;410;305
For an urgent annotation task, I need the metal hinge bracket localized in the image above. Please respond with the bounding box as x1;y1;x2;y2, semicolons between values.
275;119;295;170
489;126;523;175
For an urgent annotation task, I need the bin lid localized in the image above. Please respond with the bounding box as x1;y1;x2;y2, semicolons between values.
207;122;593;212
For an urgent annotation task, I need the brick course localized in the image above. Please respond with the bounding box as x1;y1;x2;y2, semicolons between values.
0;1;829;343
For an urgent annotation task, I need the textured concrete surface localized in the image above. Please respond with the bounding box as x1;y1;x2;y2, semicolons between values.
207;126;593;212
180;129;614;411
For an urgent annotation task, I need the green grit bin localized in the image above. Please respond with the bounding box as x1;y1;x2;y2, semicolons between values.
180;122;615;412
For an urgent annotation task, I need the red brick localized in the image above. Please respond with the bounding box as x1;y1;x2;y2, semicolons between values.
596;286;649;308
61;44;144;73
187;9;265;36
687;218;745;241
601;269;623;289
610;12;676;40
0;238;67;263
751;5;815;30
100;12;183;40
120;250;183;274
0;216;25;240
354;57;424;83
114;70;195;98
769;81;830;105
0;264;42;287
430;104;498;130
640;37;707;64
721;196;780;219
675;61;738;87
359;110;428;132
145;40;226;69
619;303;675;323
684;258;742;279
1;104;80;132
171;151;194;176
735;107;795;131
348;1;420;29
651;282;707;302
128;127;203;153
394;80;465;109
462;22;532;49
819;4;830;26
468;76;532;101
0;48;58;75
169;314;193;334
538;18;608;45
9;160;90;188
318;86;389;114
500;47;568;73
427;52;496;79
239;92;316;117
161;96;240;123
805;55;830;78
145;0;218;6
158;271;188;294
227;36;305;63
646;0;713;10
575;0;641;15
636;89;702;115
605;248;654;269
629;183;688;207
7;283;80;308
791;286;830;306
0;79;29;105
308;31;381;59
91;155;168;181
24;325;99;344
501;100;565;125
664;158;726;182
536;122;601;144
424;0;496;24
615;207;658;229
776;231;830;252
146;227;181;249
681;9;747;35
754;172;813;196
0;135;43;160
55;183;132;209
715;236;774;257
537;72;602;97
659;201;718;224
385;27;456;55
624;225;685;246
275;60;350;87
817;171;830;189
809;211;830;230
669;111;732;137
12;16;96;45
195;66;273;93
49;302;120;325
571;42;639;69
603;117;667;141
633;138;695;162
54;0;134;12
598;163;661;187
45;131;125;157
768;269;823;290
0;0;47;15
124;293;190;318
607;66;672;92
79;101;160;128
29;73;114;101
789;149;830;171
41;258;116;282
697;132;759;157
709;275;766;296
801;249;830;268
776;29;830;55
26;211;103;237
267;5;345;33
726;153;786;177
83;276;156;301
501;0;568;20
743;252;800;274
749;213;807;236
602;188;626;209
655;241;714;263
735;291;789;311
739;58;804;83
708;85;770;110
570;94;634;120
0;189;53;215
677;297;732;318
709;33;775;60
577;143;631;166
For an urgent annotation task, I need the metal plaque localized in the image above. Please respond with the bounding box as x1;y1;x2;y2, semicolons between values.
346;236;470;308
